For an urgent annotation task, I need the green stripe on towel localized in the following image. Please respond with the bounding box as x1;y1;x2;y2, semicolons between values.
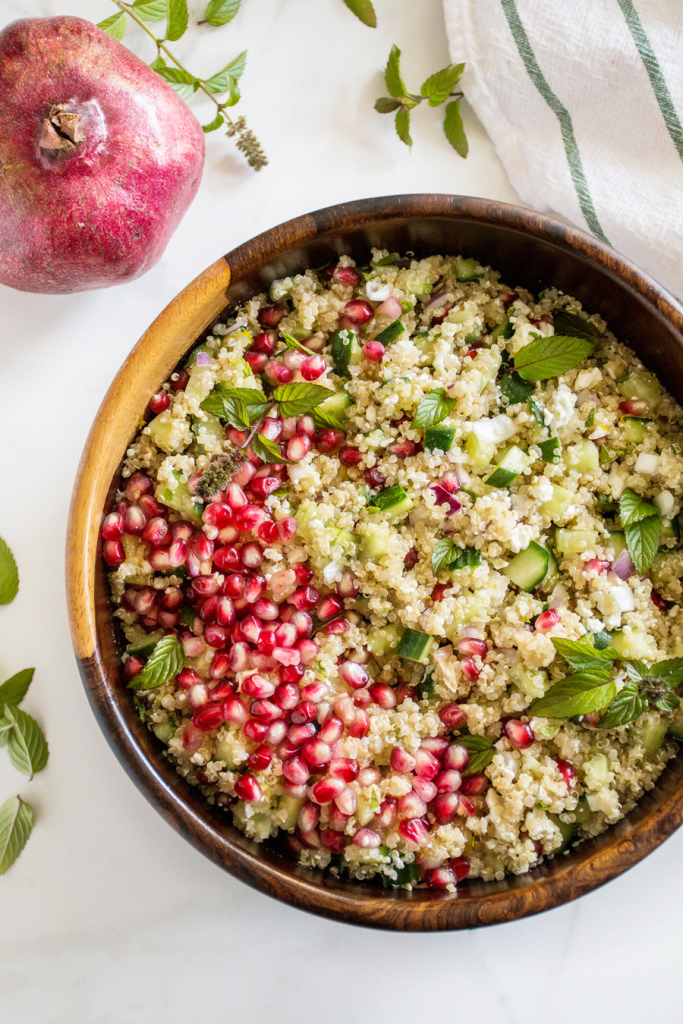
617;0;683;162
500;0;610;244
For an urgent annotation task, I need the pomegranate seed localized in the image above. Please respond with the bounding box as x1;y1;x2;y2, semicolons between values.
419;737;448;758
283;757;311;784
138;494;165;518
317;595;342;621
250;477;281;502
398;818;429;847
433;792;460;824
227;427;250;447
431;584;449;603
101;512;124;541
358;766;380;787
148;549;170;571
315;428;345;453
457;796;478;817
412;777;437;804
124;472;153;503
247;745;272;772
234;773;263;803
400;790;428;818
259;304;286;328
349;710;370;737
435;769;462;794
181;722;204;751
287;586;319;611
272;682;297;710
310;777;347;804
265;361;293;385
375;798;398;829
300;354;326;381
390;747;416;773
443;744;470;771
298;801;320;833
290;701;317;726
286;434;312;462
266;720;287;745
214;546;242;572
293;565;314;585
250;696;283;721
287;723;317;748
276;517;298;544
388;439;421;458
368;682;397;708
203;624;227;648
252;329;278;354
193;703;225;732
300;681;328;703
555;758;576;788
301;738;332;767
221;695;249;723
334;265;362;287
353;827;381;849
279;663;305;683
214;596;235;626
123;505;147;535
404;548;419;570
182;636;206;659
149;391;170;415
343;299;373;324
240;543;264;569
241;674;275;699
584;558;611;574
243;575;266;604
461;658;481;682
456;637;487;658
290;609;313;635
235;505;268;532
132;587;157;615
619;398;649;416
424;867;456;890
319;716;344;744
459;773;488;796
103;539;124;566
339;445;363;467
438;703;467;728
339;661;369;689
363;341;385;362
535;609;560;631
241;720;267;743
651;589;672;612
414;748;440;780
449;855;470;881
320;829;346;853
353;688;371;709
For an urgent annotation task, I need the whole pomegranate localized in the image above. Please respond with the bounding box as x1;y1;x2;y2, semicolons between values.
0;17;205;293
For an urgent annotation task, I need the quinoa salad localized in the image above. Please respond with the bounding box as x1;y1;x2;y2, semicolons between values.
101;251;683;891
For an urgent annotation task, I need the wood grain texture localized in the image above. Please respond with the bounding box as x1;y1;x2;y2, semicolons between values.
67;195;683;930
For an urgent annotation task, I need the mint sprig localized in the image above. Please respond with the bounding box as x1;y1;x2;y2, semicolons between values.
0;797;33;876
411;388;456;429
0;537;19;605
551;637;619;671
3;707;49;780
273;383;333;418
456;734;495;775
598;656;683;727
529;669;617;719
375;45;468;156
251;433;288;465
98;0;267;169
431;539;481;575
342;0;377;27
552;310;600;341
619;488;660;575
514;335;597;381
597;682;647;728
130;635;185;690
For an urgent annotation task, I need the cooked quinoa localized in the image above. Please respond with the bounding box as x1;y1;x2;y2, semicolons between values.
102;251;683;891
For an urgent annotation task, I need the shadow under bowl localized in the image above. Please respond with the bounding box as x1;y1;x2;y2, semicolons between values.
67;194;683;931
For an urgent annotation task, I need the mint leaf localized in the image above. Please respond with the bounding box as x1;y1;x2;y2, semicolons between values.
598;682;647;728
624;515;660;575
0;537;19;605
273;383;333;417
529;669;617;718
251;433;287;465
619;488;659;527
450;546;482;569
131;636;185;691
0;797;32;875
431;538;458;576
375;97;401;114
653;691;680;713
420;63;465;106
203;0;241;26
443;100;468;157
457;735;495;775
132;0;168;20
385;44;407;98
499;369;534;406
166;0;189;41
154;66;198;98
552;637;618;671
552;310;600;341
282;333;314;355
625;660;647;683
4;706;49;779
593;631;613;650
411;388;456;429
202;112;225;133
330;328;355;378
653;658;683;687
0;669;34;709
395;108;412;147
201;388;270;425
204;51;247;95
312;407;346;431
97;11;128;38
343;0;377;27
514;336;596;381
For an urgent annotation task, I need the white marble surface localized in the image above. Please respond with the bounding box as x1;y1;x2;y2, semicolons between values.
0;1;680;1021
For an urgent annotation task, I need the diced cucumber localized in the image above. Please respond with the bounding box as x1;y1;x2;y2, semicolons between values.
413;332;436;356
375;320;406;345
622;416;651;444
316;389;353;422
424;426;456;452
191;412;225;453
540;484;574;521
156;472;203;526
373;484;414;519
475;348;503;393
538;437;561;464
396;628;435;664
555;529;597;556
661;517;681;545
465;432;496;469
490;317;513;342
215;731;246;769
455;257;485;282
366;624;402;658
278;795;305;831
503;541;549;591
633;717;668;759
486;445;529;488
606;531;628;559
185;360;215;404
364;428;387;450
152;719;176;744
573;796;592;825
617;371;660;409
359;524;390;561
511;663;546;699
544;545;560;585
563;440;599;474
610;628;658;662
126;626;164;657
185;343;211;368
584;753;610;789
549;814;577;853
668;707;683;741
147;413;189;455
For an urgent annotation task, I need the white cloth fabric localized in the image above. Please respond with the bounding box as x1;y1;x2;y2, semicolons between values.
444;0;683;297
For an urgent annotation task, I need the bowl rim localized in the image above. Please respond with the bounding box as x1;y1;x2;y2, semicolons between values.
67;193;683;931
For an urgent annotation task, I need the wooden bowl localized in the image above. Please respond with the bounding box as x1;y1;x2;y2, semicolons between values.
67;195;683;930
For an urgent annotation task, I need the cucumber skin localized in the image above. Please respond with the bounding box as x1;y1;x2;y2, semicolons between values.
503;541;549;591
396;628;434;663
424;426;456;452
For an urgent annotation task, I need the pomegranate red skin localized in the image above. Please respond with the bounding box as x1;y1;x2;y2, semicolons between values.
0;17;205;293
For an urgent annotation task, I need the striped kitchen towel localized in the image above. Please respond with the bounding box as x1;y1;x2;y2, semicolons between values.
444;0;683;297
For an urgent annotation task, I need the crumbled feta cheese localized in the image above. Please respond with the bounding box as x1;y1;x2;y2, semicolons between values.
654;490;675;517
529;477;554;502
575;367;603;390
547;383;577;429
472;415;518;444
634;452;659;475
596;582;636;628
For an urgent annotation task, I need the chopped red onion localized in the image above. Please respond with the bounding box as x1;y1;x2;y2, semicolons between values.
424;289;449;312
377;296;402;319
612;549;636;580
196;351;212;366
224;317;248;335
431;484;462;516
